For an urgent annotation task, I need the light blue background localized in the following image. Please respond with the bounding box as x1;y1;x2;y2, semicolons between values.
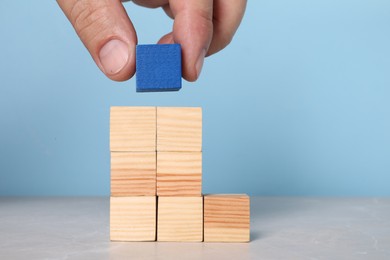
0;1;389;196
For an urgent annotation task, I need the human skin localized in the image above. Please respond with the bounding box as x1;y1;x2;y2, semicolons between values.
57;0;247;82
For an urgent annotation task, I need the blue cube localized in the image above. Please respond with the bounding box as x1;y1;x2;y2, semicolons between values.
136;44;182;92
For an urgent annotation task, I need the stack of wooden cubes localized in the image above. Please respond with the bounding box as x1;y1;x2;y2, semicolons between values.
110;106;250;242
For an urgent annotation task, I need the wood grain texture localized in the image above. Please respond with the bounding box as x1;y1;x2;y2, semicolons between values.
204;194;250;242
111;152;156;196
157;107;202;152
157;152;202;196
157;197;203;242
110;107;156;152
110;196;156;241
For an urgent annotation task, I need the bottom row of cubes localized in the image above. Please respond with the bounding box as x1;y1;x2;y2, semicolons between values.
110;195;250;242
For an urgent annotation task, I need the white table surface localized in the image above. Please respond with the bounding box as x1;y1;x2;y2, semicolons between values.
0;197;389;260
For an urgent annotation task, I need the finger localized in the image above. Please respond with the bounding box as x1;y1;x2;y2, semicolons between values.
57;0;137;81
167;0;214;82
158;32;174;44
132;0;168;8
162;4;173;19
207;0;247;56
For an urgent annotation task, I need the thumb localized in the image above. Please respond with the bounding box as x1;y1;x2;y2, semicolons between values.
57;0;137;81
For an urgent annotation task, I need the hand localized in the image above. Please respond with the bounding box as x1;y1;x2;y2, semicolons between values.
57;0;247;82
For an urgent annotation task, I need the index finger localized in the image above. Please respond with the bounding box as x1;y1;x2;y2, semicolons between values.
166;0;214;81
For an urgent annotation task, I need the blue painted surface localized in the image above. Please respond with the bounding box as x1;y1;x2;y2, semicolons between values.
136;44;182;92
0;1;390;196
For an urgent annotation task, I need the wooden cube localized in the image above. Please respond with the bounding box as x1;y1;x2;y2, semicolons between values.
157;197;203;242
157;107;202;152
110;196;156;241
157;152;202;196
111;152;156;196
110;107;156;152
204;194;250;242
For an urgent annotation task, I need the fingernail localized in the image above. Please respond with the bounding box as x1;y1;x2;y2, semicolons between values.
99;39;129;75
195;49;207;78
